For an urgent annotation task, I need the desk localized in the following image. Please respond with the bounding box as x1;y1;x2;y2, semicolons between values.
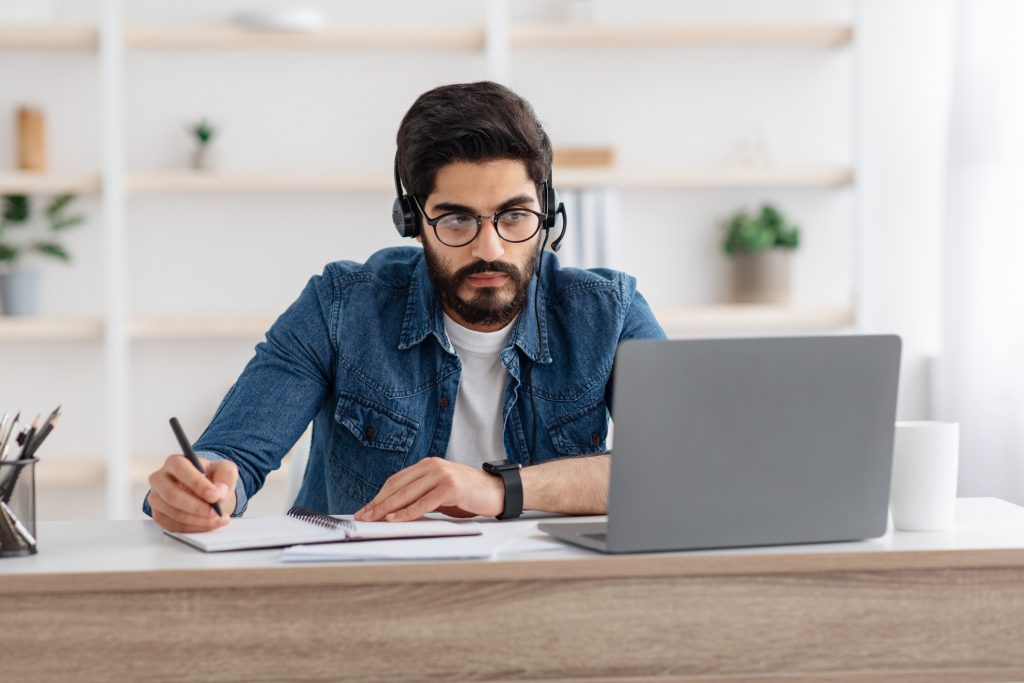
3;498;1024;682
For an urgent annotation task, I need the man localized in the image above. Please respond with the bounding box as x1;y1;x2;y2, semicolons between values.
145;81;665;533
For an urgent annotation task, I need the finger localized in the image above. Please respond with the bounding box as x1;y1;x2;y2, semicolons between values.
153;508;226;534
357;461;436;518
150;483;222;525
150;492;228;531
165;455;221;503
206;460;238;501
152;470;221;519
384;489;450;523
363;472;452;522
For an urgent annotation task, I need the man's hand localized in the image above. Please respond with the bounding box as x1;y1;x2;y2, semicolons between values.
147;454;238;532
354;457;503;522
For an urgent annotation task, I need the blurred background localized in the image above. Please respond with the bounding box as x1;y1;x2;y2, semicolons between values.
0;0;1020;520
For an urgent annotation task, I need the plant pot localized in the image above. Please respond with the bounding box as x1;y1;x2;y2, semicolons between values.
730;249;792;304
0;268;41;316
190;144;216;172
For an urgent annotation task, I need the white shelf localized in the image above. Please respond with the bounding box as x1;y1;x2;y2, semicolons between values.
0;317;104;342
509;24;853;48
124;167;853;193
657;305;855;335
0;26;97;50
0;172;101;195
123;26;485;50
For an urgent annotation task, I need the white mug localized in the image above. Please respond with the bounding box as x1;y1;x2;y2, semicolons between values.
890;421;960;531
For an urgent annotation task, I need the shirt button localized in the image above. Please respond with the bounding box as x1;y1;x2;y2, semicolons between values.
364;426;375;440
591;432;601;446
439;396;449;409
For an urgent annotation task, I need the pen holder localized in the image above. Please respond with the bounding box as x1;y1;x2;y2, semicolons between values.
0;458;38;557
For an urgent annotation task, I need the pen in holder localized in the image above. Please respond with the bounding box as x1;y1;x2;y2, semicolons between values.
0;457;38;557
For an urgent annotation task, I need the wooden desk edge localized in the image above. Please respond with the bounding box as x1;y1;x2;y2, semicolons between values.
5;546;1024;595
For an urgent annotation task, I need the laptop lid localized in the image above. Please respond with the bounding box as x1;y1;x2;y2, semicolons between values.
604;334;901;553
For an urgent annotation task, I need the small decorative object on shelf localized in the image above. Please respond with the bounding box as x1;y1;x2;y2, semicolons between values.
552;146;616;167
233;6;327;33
722;203;800;304
0;194;85;316
187;117;218;171
17;106;47;173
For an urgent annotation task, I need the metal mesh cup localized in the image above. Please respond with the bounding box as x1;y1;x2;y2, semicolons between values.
0;458;38;557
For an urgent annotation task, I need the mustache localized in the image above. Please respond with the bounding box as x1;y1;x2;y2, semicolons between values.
453;260;523;285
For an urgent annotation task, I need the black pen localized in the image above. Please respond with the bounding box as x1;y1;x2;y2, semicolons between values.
169;417;223;517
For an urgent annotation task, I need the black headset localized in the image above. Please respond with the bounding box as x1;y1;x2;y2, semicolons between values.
391;153;566;251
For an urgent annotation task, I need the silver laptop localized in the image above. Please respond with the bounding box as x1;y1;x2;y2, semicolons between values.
539;334;901;553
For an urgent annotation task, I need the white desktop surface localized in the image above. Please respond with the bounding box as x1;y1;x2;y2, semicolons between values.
1;497;1021;575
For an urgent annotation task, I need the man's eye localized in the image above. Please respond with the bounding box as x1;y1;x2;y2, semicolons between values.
440;214;474;228
501;211;529;223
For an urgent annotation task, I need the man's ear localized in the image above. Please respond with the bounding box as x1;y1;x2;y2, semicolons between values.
415;232;423;244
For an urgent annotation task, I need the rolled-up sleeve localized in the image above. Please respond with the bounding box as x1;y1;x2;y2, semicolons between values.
142;266;338;518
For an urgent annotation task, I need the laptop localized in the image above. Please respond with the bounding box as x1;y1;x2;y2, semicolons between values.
538;334;901;554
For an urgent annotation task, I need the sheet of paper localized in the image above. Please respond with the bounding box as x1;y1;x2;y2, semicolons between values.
281;519;536;562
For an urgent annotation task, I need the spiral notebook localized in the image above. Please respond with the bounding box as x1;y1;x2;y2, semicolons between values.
165;505;482;553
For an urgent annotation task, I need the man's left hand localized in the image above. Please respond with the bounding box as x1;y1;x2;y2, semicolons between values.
354;457;504;522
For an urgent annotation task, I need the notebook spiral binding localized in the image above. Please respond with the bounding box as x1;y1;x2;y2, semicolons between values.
287;505;356;533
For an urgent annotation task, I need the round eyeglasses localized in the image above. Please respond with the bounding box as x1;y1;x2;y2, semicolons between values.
413;197;545;247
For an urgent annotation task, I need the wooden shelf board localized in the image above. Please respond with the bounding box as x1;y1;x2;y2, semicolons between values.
128;316;274;340
656;304;856;335
126;167;853;193
127;172;392;194
556;167;855;189
509;24;853;48
124;26;485;50
0;307;854;344
0;26;97;50
0;172;101;195
0;317;104;342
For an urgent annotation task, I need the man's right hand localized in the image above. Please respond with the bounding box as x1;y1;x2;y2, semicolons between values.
147;454;238;532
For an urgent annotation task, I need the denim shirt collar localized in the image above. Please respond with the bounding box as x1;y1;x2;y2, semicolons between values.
398;252;553;365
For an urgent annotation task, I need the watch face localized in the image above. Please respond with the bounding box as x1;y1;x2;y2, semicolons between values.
484;460;519;472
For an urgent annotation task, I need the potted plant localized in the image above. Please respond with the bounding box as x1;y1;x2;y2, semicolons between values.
187;118;218;171
0;194;84;316
722;203;800;304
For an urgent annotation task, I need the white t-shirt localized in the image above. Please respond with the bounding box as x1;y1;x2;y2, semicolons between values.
442;313;516;468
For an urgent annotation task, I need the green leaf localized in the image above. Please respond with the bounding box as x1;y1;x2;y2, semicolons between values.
0;243;19;262
3;195;30;224
46;193;76;217
33;242;71;262
51;216;85;231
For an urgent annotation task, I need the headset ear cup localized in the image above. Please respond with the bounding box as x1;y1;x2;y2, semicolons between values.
392;195;420;238
544;184;558;229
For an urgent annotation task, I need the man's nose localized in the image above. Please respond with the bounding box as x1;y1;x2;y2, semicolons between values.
471;221;504;263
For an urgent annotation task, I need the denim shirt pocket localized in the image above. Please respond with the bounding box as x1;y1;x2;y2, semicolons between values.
546;399;609;456
330;390;419;504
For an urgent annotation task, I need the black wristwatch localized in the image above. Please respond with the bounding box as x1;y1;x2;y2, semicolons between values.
482;460;523;520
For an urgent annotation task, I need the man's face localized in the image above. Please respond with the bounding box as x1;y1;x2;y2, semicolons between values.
419;159;542;332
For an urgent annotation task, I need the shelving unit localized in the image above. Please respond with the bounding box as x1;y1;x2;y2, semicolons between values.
2;1;863;517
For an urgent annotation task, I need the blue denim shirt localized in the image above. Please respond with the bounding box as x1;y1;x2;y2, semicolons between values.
144;246;664;517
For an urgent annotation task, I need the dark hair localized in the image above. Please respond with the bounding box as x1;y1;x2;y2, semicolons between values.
396;81;553;202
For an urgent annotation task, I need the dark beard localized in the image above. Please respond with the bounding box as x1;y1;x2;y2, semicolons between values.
422;240;538;328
